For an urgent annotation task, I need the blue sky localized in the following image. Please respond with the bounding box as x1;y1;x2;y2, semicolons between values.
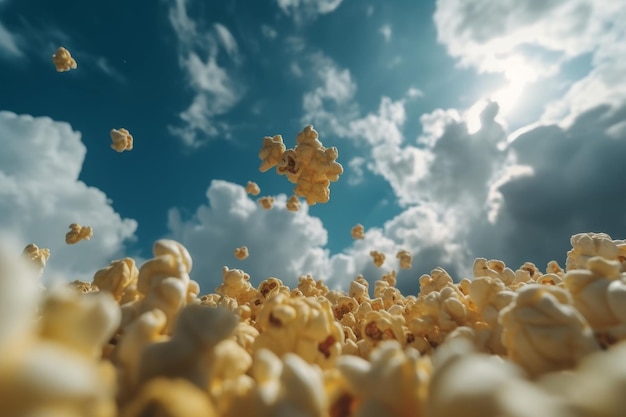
1;0;625;295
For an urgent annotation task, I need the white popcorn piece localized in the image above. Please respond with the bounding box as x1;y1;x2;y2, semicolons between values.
52;46;77;72
110;128;133;152
351;224;365;239
500;284;600;376
286;195;300;212
258;196;274;210
566;232;621;271
396;250;412;269
245;181;261;196
234;246;249;260
93;257;138;302
65;223;93;244
138;304;239;389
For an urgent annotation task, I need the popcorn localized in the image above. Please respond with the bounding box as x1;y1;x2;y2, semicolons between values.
258;135;286;173
351;224;365;239
566;232;622;271
563;256;626;346
500;284;600;376
337;341;430;417
258;196;274;210
110;128;134;152
65;223;93;244
215;266;257;305
286;195;301;211
52;46;77;72
93;257;139;302
259;125;343;205
396;249;412;269
125;239;194;333
137;304;238;389
234;246;249;260
245;181;261;196
21;243;50;277
370;250;385;268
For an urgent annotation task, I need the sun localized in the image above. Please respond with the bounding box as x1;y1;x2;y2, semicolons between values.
465;55;538;134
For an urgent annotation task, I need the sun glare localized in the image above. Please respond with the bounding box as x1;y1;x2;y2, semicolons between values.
466;55;537;134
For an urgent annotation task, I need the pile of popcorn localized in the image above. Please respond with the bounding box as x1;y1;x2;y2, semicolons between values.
4;231;626;416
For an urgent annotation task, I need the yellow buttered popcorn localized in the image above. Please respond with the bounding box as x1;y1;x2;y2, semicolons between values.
21;243;50;277
258;196;274;210
351;224;365;239
259;125;343;205
245;181;261;196
234;246;249;260
52;46;77;72
258;135;286;173
370;250;385;268
110;128;134;152
286;195;300;212
65;223;93;244
396;250;412;269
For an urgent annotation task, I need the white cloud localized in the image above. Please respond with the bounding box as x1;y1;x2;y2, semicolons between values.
214;23;239;60
167;180;472;294
0;112;138;283
168;0;242;147
379;24;392;42
261;24;278;40
276;0;344;22
406;87;424;99
94;56;126;82
167;180;332;291
0;21;21;58
301;53;358;136
347;157;365;185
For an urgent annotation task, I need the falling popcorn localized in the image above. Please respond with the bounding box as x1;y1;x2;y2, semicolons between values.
65;223;93;244
110;128;133;152
234;246;249;260
258;125;343;205
258;196;274;210
396;250;412;269
52;47;77;72
21;243;50;277
286;195;300;212
245;181;260;196
351;224;365;239
370;250;385;267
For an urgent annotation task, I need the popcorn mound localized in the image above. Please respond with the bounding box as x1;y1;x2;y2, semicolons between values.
3;232;626;416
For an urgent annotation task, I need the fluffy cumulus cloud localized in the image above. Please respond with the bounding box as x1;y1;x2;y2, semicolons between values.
276;0;344;23
167;180;332;291
167;180;465;295
0;111;137;283
168;0;242;147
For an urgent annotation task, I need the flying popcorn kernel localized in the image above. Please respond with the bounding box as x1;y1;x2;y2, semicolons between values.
259;196;274;210
259;125;343;205
258;135;286;172
21;243;50;277
52;46;77;72
351;224;365;240
65;223;93;244
286;195;300;212
370;251;385;268
110;128;133;152
234;246;249;260
396;250;412;269
245;181;261;196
